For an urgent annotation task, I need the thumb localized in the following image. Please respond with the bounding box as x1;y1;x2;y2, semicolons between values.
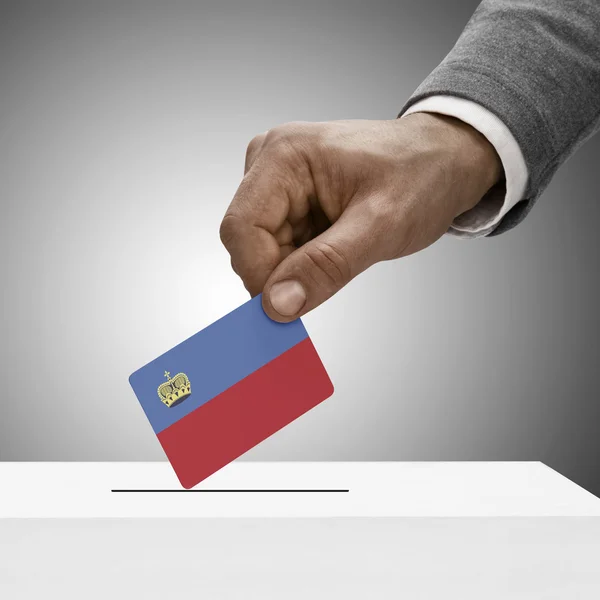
262;203;384;321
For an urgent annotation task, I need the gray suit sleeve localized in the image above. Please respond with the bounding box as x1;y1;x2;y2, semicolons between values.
400;0;600;235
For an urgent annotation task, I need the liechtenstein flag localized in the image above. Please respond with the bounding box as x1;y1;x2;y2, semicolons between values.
129;295;334;488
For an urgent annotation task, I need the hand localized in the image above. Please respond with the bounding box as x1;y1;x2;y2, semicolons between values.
220;114;502;322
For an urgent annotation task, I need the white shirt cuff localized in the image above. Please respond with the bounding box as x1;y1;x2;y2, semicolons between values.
402;96;529;238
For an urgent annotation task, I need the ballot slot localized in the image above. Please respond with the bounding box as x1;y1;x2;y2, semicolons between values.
110;488;350;493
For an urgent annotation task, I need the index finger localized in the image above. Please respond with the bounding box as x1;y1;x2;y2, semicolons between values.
219;163;292;296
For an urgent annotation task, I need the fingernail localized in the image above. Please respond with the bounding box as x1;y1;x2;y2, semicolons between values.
269;280;307;316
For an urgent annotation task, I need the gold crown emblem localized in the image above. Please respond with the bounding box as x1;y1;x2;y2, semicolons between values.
157;371;191;408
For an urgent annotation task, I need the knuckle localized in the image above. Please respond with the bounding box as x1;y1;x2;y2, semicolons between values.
264;125;287;146
245;132;267;165
264;122;312;161
302;241;351;288
219;213;241;249
266;121;306;142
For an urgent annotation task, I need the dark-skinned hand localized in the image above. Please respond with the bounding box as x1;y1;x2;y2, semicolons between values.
220;113;502;322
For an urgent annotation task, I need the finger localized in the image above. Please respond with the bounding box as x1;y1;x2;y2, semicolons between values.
262;201;387;321
220;212;282;297
220;156;310;295
244;131;268;174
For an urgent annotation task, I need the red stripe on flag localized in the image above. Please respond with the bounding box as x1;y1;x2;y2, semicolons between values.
157;337;334;489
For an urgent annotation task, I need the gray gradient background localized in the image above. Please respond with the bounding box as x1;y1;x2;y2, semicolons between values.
1;0;599;495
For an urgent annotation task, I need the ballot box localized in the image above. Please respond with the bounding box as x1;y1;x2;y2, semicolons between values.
1;462;599;598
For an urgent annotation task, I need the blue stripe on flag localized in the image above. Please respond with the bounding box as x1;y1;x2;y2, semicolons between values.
129;295;308;434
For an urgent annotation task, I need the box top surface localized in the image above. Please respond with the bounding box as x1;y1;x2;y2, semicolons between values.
1;461;599;518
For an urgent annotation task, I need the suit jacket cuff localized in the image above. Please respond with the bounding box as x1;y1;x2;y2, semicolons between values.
402;96;529;239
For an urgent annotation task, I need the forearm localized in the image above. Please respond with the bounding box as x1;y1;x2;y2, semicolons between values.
400;0;600;235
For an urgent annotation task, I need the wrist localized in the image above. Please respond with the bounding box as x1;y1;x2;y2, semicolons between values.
403;112;503;217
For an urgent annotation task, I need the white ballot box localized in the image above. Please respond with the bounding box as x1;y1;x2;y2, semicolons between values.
1;462;599;598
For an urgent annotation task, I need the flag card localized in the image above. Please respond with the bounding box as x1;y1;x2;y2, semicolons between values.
129;295;334;488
